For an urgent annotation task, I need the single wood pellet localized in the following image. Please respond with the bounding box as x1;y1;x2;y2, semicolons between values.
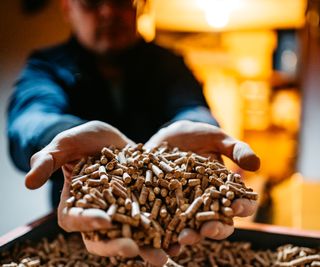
1;234;320;267
68;143;259;249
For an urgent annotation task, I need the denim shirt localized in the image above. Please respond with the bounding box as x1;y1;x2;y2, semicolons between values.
7;37;218;173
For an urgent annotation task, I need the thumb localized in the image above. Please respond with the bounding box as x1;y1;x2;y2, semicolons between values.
232;141;260;171
25;143;75;190
25;150;56;189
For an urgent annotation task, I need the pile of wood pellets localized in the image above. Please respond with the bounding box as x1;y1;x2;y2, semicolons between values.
0;234;145;267
67;143;258;249
1;233;320;267
172;240;320;267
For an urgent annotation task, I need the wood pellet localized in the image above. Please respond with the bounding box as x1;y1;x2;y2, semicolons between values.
68;143;258;249
172;240;320;267
0;234;145;267
1;234;319;267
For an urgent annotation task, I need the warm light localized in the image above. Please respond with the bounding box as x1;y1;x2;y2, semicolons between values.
240;81;271;130
271;90;300;132
203;72;243;138
136;0;156;41
153;0;306;32
197;0;240;29
137;13;156;42
237;57;261;77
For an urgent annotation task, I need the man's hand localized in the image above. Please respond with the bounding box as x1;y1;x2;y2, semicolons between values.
58;164;168;266
25;120;134;189
25;120;168;266
146;120;260;171
145;120;260;244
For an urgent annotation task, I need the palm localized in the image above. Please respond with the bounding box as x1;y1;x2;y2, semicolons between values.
146;120;260;171
25;121;168;266
146;120;260;244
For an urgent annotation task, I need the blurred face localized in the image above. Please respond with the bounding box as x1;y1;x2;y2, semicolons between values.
63;0;139;55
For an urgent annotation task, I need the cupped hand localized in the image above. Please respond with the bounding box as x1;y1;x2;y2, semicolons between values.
145;120;260;245
25;120;169;266
145;120;260;171
177;198;257;245
58;164;169;266
25;120;134;190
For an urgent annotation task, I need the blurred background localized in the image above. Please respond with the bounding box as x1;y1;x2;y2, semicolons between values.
1;0;320;236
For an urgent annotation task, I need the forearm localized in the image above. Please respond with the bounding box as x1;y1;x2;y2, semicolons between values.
168;106;219;127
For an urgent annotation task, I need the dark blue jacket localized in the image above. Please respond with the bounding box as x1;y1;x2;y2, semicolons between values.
7;37;217;205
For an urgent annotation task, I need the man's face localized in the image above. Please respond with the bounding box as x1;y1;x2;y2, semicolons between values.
64;0;139;54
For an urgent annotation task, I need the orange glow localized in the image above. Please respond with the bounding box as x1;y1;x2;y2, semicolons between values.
240;81;271;130
137;13;155;42
176;31;276;135
152;0;306;32
137;0;156;41
272;173;320;230
271;90;301;132
204;72;243;138
196;0;240;29
149;0;309;230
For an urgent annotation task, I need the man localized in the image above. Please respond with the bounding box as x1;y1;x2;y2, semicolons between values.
8;0;260;265
8;0;218;207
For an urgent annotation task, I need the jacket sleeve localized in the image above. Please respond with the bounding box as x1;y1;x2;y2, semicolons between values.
7;54;86;172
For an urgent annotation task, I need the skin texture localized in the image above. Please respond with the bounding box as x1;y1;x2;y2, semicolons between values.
26;120;259;265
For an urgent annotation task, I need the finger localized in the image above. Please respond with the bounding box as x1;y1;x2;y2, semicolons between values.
59;167;72;206
146;122;260;171
200;221;234;240
144;141;158;150
232;198;258;217
25;139;84;190
59;207;112;232
58;174;112;232
82;236;139;258
232;141;260;171
218;137;260;171
25;151;55;189
57;166;73;231
139;247;168;267
62;162;77;178
25;142;78;190
178;228;201;245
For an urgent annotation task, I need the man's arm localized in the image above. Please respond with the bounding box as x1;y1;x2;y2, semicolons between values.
170;105;219;126
7;54;86;172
